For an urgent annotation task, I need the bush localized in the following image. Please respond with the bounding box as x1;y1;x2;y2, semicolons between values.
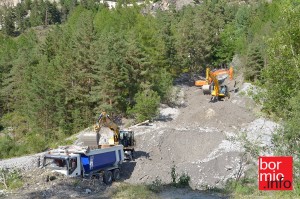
129;89;160;123
112;183;158;199
24;132;48;153
171;165;177;184
0;133;47;159
0;169;23;190
148;177;163;193
170;165;190;188
225;177;256;196
177;173;190;188
0;136;15;159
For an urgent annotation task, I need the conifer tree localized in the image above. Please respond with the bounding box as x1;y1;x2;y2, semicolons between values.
3;8;15;36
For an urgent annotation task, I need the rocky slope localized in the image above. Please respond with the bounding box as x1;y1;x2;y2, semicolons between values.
123;83;279;190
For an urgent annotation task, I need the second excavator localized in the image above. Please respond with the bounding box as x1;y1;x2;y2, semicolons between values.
202;67;233;101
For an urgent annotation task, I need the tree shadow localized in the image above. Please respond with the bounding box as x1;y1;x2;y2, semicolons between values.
134;151;150;159
209;97;219;103
155;114;174;122
174;72;204;87
233;87;239;93
120;150;149;180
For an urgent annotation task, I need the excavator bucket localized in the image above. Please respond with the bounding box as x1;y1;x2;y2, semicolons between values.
79;132;100;148
203;85;211;95
195;80;208;87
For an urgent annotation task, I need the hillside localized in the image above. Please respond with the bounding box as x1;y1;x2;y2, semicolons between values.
0;0;300;198
0;76;279;198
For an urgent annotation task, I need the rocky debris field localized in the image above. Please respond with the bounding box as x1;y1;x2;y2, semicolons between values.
123;81;279;190
4;168;225;199
8;168;110;199
0;76;279;198
123;85;256;190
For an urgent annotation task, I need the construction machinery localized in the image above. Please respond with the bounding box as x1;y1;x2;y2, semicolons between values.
43;145;124;185
195;67;211;87
94;112;120;144
195;66;233;87
93;112;135;160
202;68;231;101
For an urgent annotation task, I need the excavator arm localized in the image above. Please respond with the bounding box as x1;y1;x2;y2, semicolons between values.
209;70;231;101
196;66;233;87
209;71;220;97
94;112;119;143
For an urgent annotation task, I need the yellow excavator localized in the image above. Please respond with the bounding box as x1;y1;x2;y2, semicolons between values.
94;112;120;144
94;112;135;160
203;68;230;101
195;66;234;87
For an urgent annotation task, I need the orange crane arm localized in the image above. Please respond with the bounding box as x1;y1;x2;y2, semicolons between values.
195;66;233;87
229;66;233;80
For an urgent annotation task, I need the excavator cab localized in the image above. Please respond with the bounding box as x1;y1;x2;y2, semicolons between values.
119;130;134;147
220;85;228;95
119;130;135;160
209;78;230;101
92;112;135;160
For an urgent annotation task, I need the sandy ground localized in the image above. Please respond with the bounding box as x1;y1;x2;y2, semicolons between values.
0;78;279;198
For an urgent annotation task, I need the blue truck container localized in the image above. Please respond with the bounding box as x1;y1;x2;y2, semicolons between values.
43;145;124;184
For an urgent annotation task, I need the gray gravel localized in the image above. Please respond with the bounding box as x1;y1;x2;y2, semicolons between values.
0;152;45;171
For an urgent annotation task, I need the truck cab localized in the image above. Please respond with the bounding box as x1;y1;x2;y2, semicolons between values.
43;154;81;177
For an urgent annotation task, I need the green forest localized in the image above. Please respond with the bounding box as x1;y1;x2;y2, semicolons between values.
0;0;299;182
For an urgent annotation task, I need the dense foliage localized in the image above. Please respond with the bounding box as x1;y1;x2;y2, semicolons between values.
0;0;239;157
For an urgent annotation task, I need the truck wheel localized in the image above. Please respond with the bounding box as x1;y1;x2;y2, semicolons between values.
103;171;113;185
112;169;120;181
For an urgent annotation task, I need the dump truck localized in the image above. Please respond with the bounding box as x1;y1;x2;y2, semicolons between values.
42;145;124;185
